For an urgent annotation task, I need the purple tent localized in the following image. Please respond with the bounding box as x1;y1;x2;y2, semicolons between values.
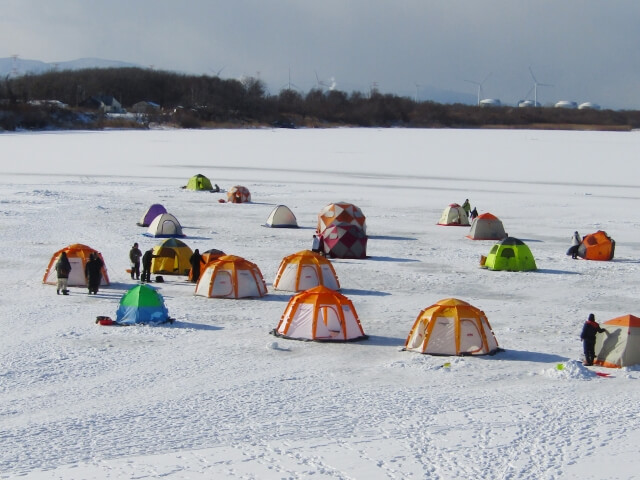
137;204;167;227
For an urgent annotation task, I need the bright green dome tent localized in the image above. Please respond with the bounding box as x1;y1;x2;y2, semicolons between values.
115;284;171;325
484;237;537;272
186;173;214;191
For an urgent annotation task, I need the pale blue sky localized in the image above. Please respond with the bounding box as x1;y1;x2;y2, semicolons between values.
1;0;638;109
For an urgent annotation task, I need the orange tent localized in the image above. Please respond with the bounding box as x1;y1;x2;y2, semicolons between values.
317;202;366;234
595;315;640;368
227;185;251;203
195;255;267;298
272;285;367;341
404;298;500;356
273;250;340;292
43;244;110;287
577;230;615;261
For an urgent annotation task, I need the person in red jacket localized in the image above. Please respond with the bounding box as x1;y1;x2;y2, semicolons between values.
580;313;605;366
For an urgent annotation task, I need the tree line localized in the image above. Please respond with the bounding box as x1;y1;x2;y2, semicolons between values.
1;67;639;130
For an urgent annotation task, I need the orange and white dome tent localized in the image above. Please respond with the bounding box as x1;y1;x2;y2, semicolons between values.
317;202;366;234
195;255;267;298
43;243;110;287
404;298;500;356
594;314;640;368
466;213;507;240
273;250;340;292
437;203;470;226
227;185;251;203
272;286;367;342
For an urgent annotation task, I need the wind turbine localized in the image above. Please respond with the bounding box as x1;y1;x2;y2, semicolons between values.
315;71;336;91
528;67;553;107
282;67;301;92
464;73;492;105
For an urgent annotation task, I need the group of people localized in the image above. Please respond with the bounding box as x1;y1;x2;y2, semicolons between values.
462;199;478;221
129;242;157;283
54;250;104;295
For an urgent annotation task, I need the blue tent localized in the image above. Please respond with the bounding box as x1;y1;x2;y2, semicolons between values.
115;284;171;325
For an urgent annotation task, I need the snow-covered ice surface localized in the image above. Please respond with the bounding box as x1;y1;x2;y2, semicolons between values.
2;128;640;479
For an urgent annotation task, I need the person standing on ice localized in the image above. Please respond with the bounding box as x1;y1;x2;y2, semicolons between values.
85;252;103;295
55;251;71;295
129;242;142;280
567;231;581;259
461;199;471;217
141;248;156;283
580;313;605;366
189;249;205;283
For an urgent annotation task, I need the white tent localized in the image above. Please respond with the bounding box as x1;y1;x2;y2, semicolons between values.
146;213;184;237
437;203;470;226
265;205;298;228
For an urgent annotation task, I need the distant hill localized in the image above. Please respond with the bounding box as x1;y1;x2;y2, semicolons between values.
0;57;139;77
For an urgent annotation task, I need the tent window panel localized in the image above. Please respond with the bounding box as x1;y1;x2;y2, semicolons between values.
586;237;598;245
500;248;515;258
322;306;342;336
424;318;455;354
298;265;319;291
489;246;498;255
459;319;484;353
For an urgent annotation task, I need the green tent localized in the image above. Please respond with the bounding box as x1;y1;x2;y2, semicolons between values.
115;284;171;325
186;174;214;191
484;237;537;272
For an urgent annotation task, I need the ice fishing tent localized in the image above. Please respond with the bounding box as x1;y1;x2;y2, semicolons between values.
146;213;184;238
186;173;214;191
188;248;225;282
137;204;167;227
271;285;367;341
594;315;640;368
273;250;340;292
467;213;507;240
151;238;193;275
577;230;615;261
195;255;267;298
265;205;298;228
484;237;537;271
227;185;251;203
115;284;171;325
404;298;500;356
437;203;470;226
322;222;368;259
317;202;366;234
43;243;110;287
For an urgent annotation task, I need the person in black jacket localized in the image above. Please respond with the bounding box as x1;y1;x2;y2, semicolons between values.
141;248;156;283
55;251;71;295
129;243;142;280
189;249;205;283
85;253;104;295
580;313;605;366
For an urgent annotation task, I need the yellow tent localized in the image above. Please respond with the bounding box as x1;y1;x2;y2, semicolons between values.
151;238;193;275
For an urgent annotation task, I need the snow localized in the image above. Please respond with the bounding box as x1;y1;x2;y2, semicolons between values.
2;127;640;479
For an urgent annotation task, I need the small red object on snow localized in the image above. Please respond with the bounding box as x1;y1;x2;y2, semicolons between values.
95;316;116;326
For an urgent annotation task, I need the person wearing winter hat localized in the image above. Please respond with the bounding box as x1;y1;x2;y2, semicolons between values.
580;313;605;366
